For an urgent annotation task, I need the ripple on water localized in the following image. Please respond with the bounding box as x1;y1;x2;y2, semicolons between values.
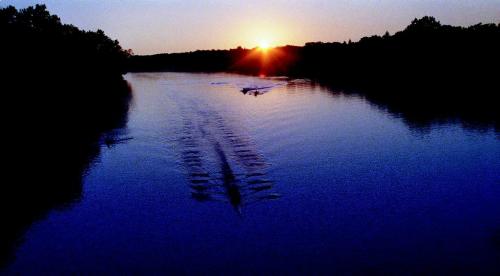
170;91;279;212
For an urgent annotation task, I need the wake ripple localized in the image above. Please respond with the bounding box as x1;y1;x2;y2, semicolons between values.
174;98;279;212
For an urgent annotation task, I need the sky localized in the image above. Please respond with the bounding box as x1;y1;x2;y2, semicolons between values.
3;0;500;55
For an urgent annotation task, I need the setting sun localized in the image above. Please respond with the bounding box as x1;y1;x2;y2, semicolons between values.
259;40;270;49
258;40;270;49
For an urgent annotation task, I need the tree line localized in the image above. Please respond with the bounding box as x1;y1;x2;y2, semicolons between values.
129;16;499;88
1;4;132;266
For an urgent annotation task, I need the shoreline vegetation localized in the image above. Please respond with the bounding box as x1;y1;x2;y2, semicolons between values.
129;16;499;131
1;4;131;266
128;16;500;85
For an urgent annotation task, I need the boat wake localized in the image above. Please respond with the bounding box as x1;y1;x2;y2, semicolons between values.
210;77;287;96
173;96;279;213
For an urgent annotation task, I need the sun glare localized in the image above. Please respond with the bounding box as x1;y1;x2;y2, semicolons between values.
258;40;270;50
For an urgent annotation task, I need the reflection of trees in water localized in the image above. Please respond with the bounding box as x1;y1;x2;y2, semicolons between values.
177;101;279;213
366;92;497;133
1;79;132;268
310;80;499;133
493;230;500;251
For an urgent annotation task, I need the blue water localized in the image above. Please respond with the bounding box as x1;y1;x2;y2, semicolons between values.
5;73;500;274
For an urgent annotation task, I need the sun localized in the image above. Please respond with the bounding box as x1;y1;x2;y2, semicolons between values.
258;40;270;50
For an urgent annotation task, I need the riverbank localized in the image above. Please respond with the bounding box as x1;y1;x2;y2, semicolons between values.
1;5;133;266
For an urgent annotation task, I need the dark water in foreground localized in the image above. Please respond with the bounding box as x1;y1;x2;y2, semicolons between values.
4;73;500;274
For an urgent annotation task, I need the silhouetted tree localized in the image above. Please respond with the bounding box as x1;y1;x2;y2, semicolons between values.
406;16;442;31
1;5;132;267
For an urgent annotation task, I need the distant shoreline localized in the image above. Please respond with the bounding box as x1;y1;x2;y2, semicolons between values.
127;17;499;90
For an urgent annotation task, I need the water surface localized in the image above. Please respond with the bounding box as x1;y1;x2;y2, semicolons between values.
5;72;500;274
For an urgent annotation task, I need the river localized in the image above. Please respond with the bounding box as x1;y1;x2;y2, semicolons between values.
4;72;499;274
